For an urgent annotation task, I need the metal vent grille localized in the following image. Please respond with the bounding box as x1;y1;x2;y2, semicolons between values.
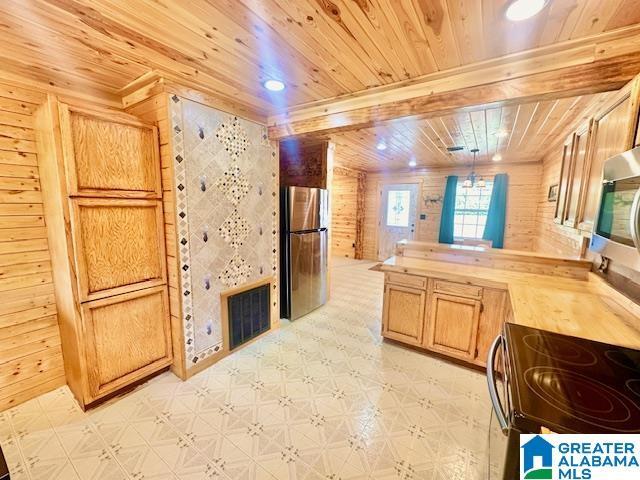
228;284;270;350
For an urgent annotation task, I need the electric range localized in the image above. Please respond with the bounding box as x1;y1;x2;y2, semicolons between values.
487;323;640;479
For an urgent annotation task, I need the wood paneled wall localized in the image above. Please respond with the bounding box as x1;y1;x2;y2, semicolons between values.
362;163;542;260
534;145;587;257
125;94;186;379
331;166;365;259
0;82;64;411
280;140;328;188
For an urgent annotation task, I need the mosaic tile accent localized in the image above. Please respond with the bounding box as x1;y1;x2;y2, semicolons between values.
169;96;195;356
218;210;250;249
215;116;249;160
218;253;253;287
214;164;251;206
169;95;278;367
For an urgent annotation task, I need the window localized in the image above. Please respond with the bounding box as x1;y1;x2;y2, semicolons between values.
386;190;411;227
454;181;493;239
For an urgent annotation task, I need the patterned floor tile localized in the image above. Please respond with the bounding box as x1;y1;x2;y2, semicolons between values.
0;258;490;480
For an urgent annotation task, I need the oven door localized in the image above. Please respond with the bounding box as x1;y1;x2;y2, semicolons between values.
487;335;521;480
590;148;640;268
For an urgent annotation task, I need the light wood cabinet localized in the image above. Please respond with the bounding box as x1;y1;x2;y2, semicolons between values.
564;122;592;228
474;288;508;365
433;279;482;299
382;282;426;346
579;94;632;231
425;292;481;361
554;133;575;224
35;98;172;409
538;74;640;237
380;272;506;366
59;105;161;198
82;287;171;400
71;198;166;301
633;110;640;147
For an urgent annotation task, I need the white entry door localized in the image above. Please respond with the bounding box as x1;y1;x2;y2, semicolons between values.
378;183;420;260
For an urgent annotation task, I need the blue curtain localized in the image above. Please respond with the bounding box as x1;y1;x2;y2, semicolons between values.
439;175;457;244
483;174;509;248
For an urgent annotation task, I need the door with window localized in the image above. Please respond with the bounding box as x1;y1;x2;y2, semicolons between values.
378;183;420;259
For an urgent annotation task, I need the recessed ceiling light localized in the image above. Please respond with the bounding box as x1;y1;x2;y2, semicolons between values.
263;79;286;92
376;140;387;151
495;130;509;138
408;159;417;167
505;0;547;21
493;154;502;162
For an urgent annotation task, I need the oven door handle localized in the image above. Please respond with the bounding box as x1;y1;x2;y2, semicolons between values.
629;187;640;254
487;335;509;435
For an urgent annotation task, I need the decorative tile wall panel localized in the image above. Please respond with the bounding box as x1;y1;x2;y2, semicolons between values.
169;96;279;366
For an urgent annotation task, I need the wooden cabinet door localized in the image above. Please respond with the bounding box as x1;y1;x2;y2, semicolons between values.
60;105;161;198
564;122;592;228
554;134;575;224
631;74;640;149
426;293;481;361
82;286;172;401
382;283;426;346
71;198;167;301
580;95;633;231
473;288;507;366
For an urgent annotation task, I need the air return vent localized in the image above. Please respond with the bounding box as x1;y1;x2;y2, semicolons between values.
228;284;270;350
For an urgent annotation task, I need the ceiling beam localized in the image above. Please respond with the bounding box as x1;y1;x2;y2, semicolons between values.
268;27;640;139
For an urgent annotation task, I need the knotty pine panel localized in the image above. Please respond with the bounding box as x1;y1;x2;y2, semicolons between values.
0;80;64;412
65;109;161;197
3;0;640;115
331;169;364;259
362;163;542;260
72;199;166;301
125;94;186;378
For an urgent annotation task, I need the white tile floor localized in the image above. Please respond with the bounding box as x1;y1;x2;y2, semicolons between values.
0;258;491;479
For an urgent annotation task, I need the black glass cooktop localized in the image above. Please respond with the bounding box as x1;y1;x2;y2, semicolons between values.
505;323;640;434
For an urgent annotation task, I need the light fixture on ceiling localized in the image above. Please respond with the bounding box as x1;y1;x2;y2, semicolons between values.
408;159;417;168
263;79;286;92
463;149;485;189
505;0;547;21
376;139;387;151
493;154;502;162
495;129;509;138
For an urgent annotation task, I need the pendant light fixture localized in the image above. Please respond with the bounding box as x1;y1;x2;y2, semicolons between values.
463;148;485;189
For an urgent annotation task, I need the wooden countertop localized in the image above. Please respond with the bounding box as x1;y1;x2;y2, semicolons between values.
396;239;591;265
377;255;640;350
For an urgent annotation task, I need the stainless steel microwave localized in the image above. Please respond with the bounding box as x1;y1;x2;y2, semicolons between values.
590;146;640;270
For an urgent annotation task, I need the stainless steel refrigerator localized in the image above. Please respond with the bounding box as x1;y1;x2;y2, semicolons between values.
280;186;329;320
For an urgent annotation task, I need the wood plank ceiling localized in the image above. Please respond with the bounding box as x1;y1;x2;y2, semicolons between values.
1;0;639;115
330;91;615;171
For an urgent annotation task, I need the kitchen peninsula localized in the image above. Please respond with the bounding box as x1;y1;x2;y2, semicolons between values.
376;241;640;367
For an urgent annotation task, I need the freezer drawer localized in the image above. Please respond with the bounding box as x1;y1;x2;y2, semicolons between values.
290;230;328;319
287;186;329;232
